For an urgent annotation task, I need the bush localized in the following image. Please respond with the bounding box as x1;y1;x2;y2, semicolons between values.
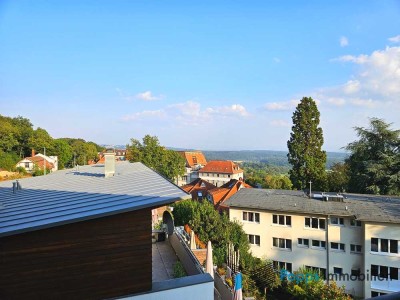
16;166;27;175
173;261;186;278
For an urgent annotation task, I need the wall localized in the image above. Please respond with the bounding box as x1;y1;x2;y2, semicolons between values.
124;274;214;300
0;208;152;300
364;222;400;298
199;172;243;187
169;232;203;276
230;207;365;298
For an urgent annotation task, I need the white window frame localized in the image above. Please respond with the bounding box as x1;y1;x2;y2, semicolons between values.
272;214;292;226
330;216;344;226
273;237;292;251
350;219;362;227
350;244;362;254
242;211;260;223
272;260;293;272
248;234;260;246
305;217;326;230
371;237;399;255
311;239;326;250
298;238;309;248
331;242;345;252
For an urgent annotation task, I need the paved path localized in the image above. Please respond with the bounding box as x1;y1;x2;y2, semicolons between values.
152;240;178;282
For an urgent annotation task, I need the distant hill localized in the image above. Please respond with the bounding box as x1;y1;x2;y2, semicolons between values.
199;150;347;169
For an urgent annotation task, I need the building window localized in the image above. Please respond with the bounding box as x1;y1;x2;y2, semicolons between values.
298;238;309;248
273;237;292;250
305;266;326;280
24;162;30;168
242;211;260;223
371;291;387;297
331;242;345;252
311;240;326;249
371;265;399;280
350;219;362;227
371;238;398;254
350;244;362;254
333;267;343;275
351;268;361;277
248;234;260;246
305;217;325;230
273;261;292;272
272;214;291;226
371;238;379;252
330;217;344;226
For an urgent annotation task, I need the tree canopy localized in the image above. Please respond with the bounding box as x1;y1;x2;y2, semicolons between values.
345;118;400;195
287;97;327;191
0;114;103;171
126;135;185;181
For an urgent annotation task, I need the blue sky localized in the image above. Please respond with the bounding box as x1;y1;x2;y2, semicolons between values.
1;1;400;151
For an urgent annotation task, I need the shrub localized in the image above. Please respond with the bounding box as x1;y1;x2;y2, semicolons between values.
173;261;186;278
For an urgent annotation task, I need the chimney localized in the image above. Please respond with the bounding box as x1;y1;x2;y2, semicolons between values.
104;148;116;178
32;149;35;157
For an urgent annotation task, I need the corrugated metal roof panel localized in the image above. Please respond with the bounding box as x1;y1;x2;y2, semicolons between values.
0;162;190;237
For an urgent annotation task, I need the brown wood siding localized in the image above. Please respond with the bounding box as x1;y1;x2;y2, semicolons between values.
0;209;152;300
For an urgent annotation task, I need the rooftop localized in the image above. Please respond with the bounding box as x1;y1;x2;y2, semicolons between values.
0;162;190;237
199;160;243;174
178;151;207;168
225;189;400;224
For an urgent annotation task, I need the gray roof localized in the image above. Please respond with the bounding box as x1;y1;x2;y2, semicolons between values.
0;162;190;237
225;189;400;224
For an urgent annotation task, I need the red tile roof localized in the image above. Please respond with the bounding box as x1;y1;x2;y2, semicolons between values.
181;178;216;201
208;179;251;209
199;160;243;174
26;157;54;170
178;151;207;168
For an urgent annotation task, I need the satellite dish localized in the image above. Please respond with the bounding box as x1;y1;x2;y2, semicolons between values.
162;210;174;235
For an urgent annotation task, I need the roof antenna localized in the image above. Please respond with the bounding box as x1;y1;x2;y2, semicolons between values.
309;181;312;198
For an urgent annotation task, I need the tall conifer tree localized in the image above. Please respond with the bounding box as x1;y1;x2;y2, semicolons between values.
287;97;327;190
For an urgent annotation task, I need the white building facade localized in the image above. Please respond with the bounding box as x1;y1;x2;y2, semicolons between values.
226;189;400;299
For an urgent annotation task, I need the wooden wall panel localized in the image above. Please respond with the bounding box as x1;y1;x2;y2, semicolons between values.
0;208;152;300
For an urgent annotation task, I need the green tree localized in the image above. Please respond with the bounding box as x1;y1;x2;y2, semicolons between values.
265;174;293;190
28;128;54;154
51;139;73;169
127;135;185;181
287;97;327;191
0;150;19;171
327;162;350;192
346;118;400;195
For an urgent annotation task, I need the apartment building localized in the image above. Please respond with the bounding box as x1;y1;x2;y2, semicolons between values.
198;160;243;187
177;151;207;186
225;189;400;299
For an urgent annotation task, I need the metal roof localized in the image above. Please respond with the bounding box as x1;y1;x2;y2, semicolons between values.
225;189;400;224
0;162;190;237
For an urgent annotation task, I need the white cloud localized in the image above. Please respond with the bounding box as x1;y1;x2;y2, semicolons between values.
269;119;290;127
343;80;360;94
334;54;368;64
264;99;299;111
135;91;162;101
206;104;249;117
388;35;400;43
326;97;346;106
327;46;400;105
340;36;349;47
122;101;249;125
349;98;378;108
116;88;163;101
122;110;165;121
